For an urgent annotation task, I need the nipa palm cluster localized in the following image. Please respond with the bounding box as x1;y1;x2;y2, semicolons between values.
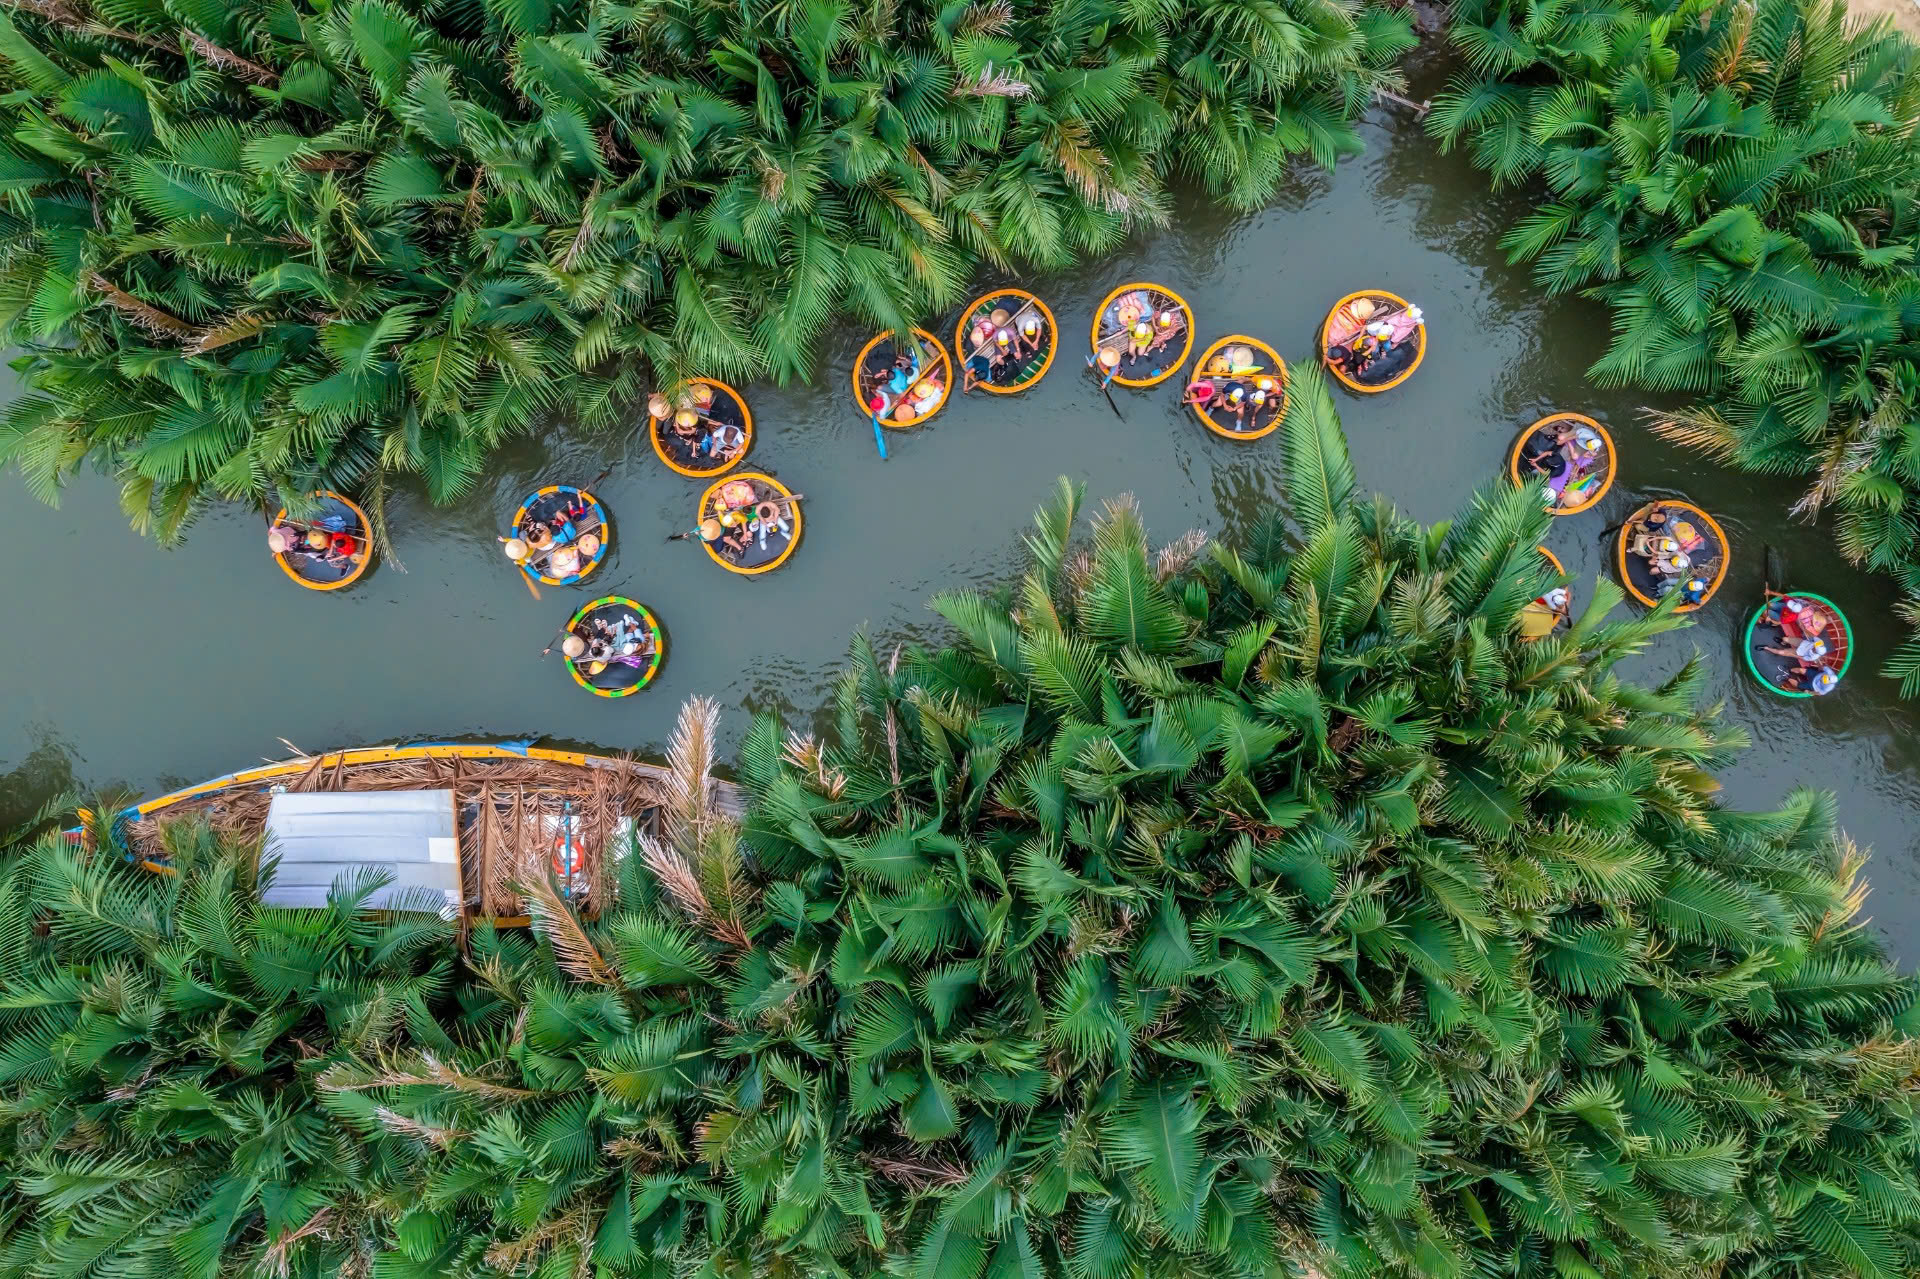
1429;0;1920;688
0;0;1414;540
8;370;1901;1278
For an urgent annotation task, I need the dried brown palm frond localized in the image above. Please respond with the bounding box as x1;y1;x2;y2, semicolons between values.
1789;389;1902;521
1154;528;1209;581
319;1050;538;1100
952;62;1032;99
862;1150;971;1189
519;872;625;987
1641;403;1740;461
958;0;1012;36
87;271;195;339
373;1106;468;1147
661;695;719;843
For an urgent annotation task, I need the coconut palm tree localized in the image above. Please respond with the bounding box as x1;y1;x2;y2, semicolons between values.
349;370;1920;1278
0;0;1415;540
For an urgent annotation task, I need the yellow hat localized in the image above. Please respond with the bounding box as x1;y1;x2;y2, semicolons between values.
1255;377;1275;391
305;529;329;550
1350;297;1376;321
1132;321;1151;339
690;383;714;407
1156;309;1176;328
1672;521;1697;542
675;409;699;428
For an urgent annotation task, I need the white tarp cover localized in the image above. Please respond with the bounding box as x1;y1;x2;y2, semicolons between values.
262;790;460;913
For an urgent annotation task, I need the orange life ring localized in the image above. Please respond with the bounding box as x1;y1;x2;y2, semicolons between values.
551;828;583;879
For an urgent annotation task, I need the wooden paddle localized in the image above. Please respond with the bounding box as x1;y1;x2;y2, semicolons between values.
1085;354;1124;421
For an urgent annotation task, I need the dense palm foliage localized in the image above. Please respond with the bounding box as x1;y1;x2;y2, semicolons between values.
344;370;1920;1278
1428;0;1920;687
0;805;458;1278
0;0;1414;538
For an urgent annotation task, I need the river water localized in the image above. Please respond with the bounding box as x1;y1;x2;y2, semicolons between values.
3;53;1917;959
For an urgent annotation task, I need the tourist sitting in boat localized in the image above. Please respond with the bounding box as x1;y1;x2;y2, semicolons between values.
1184;376;1216;409
1016;309;1045;358
1126;313;1154;365
1519;585;1572;639
1146;307;1182;358
1764;634;1833;667
1760;590;1831;645
1669;575;1711;607
704;421;747;461
1096;346;1121;380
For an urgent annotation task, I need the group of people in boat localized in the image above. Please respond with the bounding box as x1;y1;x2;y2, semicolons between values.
690;478;795;563
1522;418;1609;511
266;521;362;567
1754;592;1844;695
503;491;601;580
1183;346;1283;432
647;384;747;466
864;340;947;425
1625;504;1716;607
1324;297;1422;381
1094;289;1185;379
559;607;656;674
961;304;1048;392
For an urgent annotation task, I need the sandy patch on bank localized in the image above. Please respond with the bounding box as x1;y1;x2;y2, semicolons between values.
1851;0;1920;40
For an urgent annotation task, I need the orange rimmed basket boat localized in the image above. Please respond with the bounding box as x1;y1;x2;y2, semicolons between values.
1509;413;1616;516
1090;282;1194;388
649;378;752;477
1321;289;1425;393
270;490;372;591
697;472;802;576
1189;335;1288;441
853;328;953;428
1615;500;1731;613
953;288;1057;395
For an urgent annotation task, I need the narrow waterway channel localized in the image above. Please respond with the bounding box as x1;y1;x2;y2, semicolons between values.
4;52;1917;959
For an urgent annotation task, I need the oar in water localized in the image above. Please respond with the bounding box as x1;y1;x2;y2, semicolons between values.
1085;354;1124;421
1764;544;1789;596
872;409;889;461
667;492;806;542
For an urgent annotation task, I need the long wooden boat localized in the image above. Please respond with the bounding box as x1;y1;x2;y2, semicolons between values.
510;485;610;586
650;378;752;477
270;490;372;591
854;328;953;428
1321;289;1425;393
954;288;1057;394
1509;413;1616;516
697;472;801;575
1615;500;1730;612
82;743;739;927
562;595;664;697
1091;282;1194;388
1518;545;1571;642
1744;592;1853;698
1189;335;1288;440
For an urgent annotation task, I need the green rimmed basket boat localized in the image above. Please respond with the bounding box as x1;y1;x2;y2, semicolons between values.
1743;592;1852;698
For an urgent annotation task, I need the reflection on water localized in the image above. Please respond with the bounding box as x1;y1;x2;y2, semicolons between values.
2;50;1917;960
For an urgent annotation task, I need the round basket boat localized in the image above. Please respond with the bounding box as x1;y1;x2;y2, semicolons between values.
1518;545;1571;643
509;485;610;587
853;328;953;429
697;472;802;575
1744;592;1853;699
1614;500;1730;612
1321;289;1426;393
1189;336;1288;441
270;490;372;591
1091;282;1195;388
562;596;664;698
1509;413;1616;516
953;289;1057;395
649;378;752;477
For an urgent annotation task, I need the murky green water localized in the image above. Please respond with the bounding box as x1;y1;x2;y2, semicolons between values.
5;50;1918;957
